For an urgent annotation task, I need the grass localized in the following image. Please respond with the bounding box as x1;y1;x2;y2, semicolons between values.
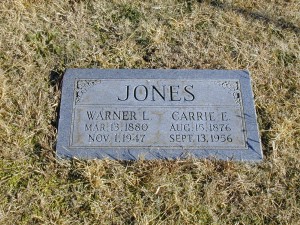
0;0;299;224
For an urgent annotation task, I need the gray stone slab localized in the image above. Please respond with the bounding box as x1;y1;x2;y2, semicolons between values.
56;69;263;161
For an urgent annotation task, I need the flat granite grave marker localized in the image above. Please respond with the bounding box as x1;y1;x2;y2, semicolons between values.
56;69;263;161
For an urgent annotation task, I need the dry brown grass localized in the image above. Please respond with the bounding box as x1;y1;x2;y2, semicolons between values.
0;0;299;224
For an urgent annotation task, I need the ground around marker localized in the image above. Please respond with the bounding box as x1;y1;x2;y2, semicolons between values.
0;1;299;224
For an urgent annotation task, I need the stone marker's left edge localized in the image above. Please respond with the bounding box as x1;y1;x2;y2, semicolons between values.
56;69;77;159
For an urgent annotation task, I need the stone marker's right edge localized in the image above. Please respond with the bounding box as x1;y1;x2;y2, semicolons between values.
237;70;263;162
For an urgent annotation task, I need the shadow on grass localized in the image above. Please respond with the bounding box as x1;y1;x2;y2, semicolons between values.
49;69;64;151
256;106;273;159
30;69;64;161
49;69;64;126
197;0;300;34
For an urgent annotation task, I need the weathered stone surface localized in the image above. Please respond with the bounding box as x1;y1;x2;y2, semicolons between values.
56;69;263;161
